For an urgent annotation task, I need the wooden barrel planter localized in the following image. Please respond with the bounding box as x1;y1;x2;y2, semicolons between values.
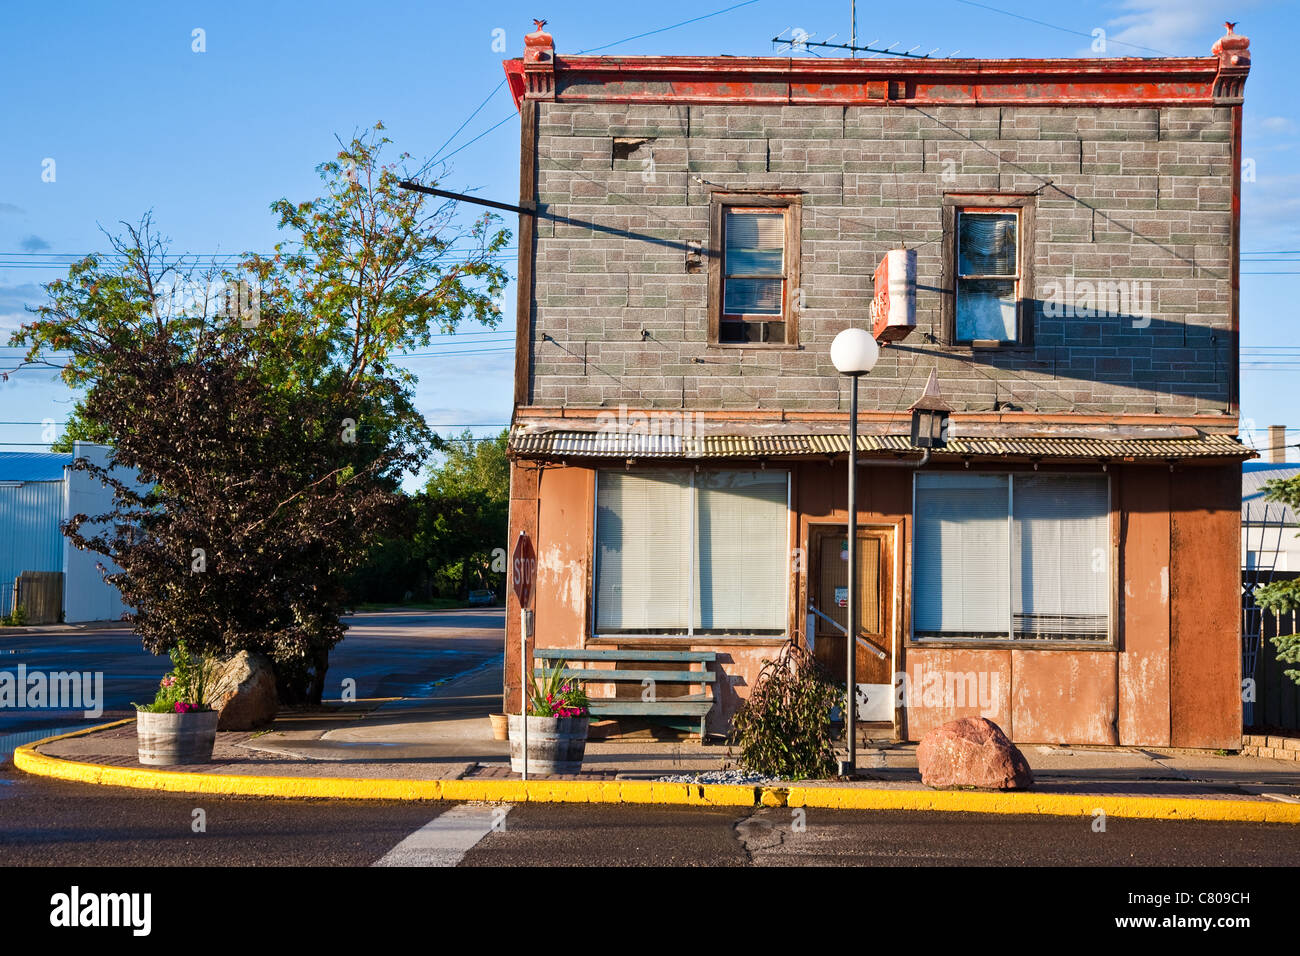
136;710;219;765
508;715;589;774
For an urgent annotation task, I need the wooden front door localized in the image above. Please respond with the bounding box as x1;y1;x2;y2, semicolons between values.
808;526;893;690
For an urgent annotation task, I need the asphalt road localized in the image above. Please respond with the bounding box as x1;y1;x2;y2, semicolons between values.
0;609;504;753
1;772;1296;868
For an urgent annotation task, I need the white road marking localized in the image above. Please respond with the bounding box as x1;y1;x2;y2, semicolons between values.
373;803;511;867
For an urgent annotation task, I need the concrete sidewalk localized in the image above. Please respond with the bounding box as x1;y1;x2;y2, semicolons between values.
21;654;1300;810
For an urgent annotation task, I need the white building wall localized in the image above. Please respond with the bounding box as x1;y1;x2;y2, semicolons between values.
62;443;134;623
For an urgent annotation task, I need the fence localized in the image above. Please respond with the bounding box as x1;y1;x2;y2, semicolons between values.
10;571;63;625
1244;570;1300;732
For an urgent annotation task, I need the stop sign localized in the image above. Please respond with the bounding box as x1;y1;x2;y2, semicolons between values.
512;532;536;608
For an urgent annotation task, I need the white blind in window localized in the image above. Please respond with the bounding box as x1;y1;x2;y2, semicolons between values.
1011;475;1109;639
724;210;785;315
724;211;784;276
595;471;691;631
913;473;1010;634
694;470;788;632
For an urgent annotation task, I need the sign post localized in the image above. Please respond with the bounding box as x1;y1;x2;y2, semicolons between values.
512;531;537;780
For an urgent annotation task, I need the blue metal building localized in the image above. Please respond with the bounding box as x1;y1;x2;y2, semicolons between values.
0;444;131;621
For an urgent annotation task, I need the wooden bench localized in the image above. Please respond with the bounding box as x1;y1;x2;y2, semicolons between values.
534;648;717;740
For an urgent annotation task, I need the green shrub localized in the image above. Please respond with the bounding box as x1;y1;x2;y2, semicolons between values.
0;605;27;627
728;640;844;780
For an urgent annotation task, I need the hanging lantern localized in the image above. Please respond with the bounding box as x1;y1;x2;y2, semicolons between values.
910;370;951;450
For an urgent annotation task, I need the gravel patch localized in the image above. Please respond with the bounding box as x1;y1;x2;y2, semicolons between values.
654;769;784;786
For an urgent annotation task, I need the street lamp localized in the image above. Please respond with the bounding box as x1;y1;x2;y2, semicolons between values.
910;370;951;449
830;327;880;777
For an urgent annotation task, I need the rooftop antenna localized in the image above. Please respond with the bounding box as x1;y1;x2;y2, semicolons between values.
771;34;933;58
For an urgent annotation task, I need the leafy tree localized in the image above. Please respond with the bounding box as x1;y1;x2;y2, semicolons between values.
8;125;511;701
1253;474;1300;685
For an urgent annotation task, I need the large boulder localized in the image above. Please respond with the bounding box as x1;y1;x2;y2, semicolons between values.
917;717;1033;790
208;651;278;731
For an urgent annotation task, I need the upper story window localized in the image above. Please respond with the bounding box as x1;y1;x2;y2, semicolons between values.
957;209;1019;342
708;192;801;347
941;194;1035;348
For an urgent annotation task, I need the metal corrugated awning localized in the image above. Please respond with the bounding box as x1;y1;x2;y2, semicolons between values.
509;430;1256;461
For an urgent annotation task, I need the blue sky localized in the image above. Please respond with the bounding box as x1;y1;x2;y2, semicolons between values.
2;0;1298;481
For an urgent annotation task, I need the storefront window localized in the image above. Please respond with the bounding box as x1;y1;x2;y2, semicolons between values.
595;468;789;635
913;472;1110;642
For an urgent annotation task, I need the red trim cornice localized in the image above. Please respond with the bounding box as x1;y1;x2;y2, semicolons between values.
505;53;1237;110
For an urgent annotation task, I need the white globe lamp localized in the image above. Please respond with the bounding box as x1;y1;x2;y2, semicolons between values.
831;327;880;375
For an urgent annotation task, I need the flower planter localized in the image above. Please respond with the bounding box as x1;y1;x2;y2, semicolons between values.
507;714;589;774
489;713;509;740
136;710;219;765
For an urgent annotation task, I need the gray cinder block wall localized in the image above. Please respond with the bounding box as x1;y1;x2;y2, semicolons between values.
528;101;1233;416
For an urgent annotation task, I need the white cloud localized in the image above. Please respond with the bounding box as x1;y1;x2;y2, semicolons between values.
1105;0;1252;56
1259;116;1297;135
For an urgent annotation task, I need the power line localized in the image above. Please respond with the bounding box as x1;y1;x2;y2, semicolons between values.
428;79;508;165
948;0;1168;56
577;0;763;54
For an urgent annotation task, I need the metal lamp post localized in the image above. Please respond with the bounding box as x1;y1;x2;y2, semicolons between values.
830;327;880;777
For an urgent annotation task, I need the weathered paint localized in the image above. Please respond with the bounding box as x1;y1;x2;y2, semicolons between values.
903;648;1014;739
1170;463;1243;749
504;459;541;707
508;459;1244;748
505;53;1231;111
534;465;590;632
1011;650;1119;745
1118;467;1172;746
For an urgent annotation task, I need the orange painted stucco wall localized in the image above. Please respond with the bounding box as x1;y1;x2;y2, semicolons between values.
1170;463;1242;749
505;459;1243;749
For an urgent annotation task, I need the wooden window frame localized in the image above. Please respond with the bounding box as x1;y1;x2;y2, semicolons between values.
707;191;802;349
907;470;1117;651
940;193;1036;349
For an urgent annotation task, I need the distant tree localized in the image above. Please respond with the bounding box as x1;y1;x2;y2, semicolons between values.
345;429;510;605
1254;475;1300;685
420;429;510;598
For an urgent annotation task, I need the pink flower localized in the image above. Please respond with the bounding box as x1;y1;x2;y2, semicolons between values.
161;676;175;688
174;701;197;714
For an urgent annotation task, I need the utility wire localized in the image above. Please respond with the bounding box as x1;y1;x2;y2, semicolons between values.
948;0;1168;56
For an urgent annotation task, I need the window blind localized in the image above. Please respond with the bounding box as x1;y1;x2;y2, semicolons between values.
958;212;1017;276
913;473;1009;634
956;211;1018;342
594;469;790;635
594;471;692;631
694;470;788;632
1011;475;1109;639
724;210;784;315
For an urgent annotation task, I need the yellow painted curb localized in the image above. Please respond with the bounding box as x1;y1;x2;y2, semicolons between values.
786;784;1300;824
13;721;1300;823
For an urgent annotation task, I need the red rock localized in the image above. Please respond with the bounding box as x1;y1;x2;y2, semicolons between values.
917;717;1033;790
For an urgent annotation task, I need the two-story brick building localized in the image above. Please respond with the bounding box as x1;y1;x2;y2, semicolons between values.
500;24;1254;750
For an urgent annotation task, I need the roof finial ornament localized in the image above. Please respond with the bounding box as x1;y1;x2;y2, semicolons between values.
1212;21;1250;67
533;19;547;32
